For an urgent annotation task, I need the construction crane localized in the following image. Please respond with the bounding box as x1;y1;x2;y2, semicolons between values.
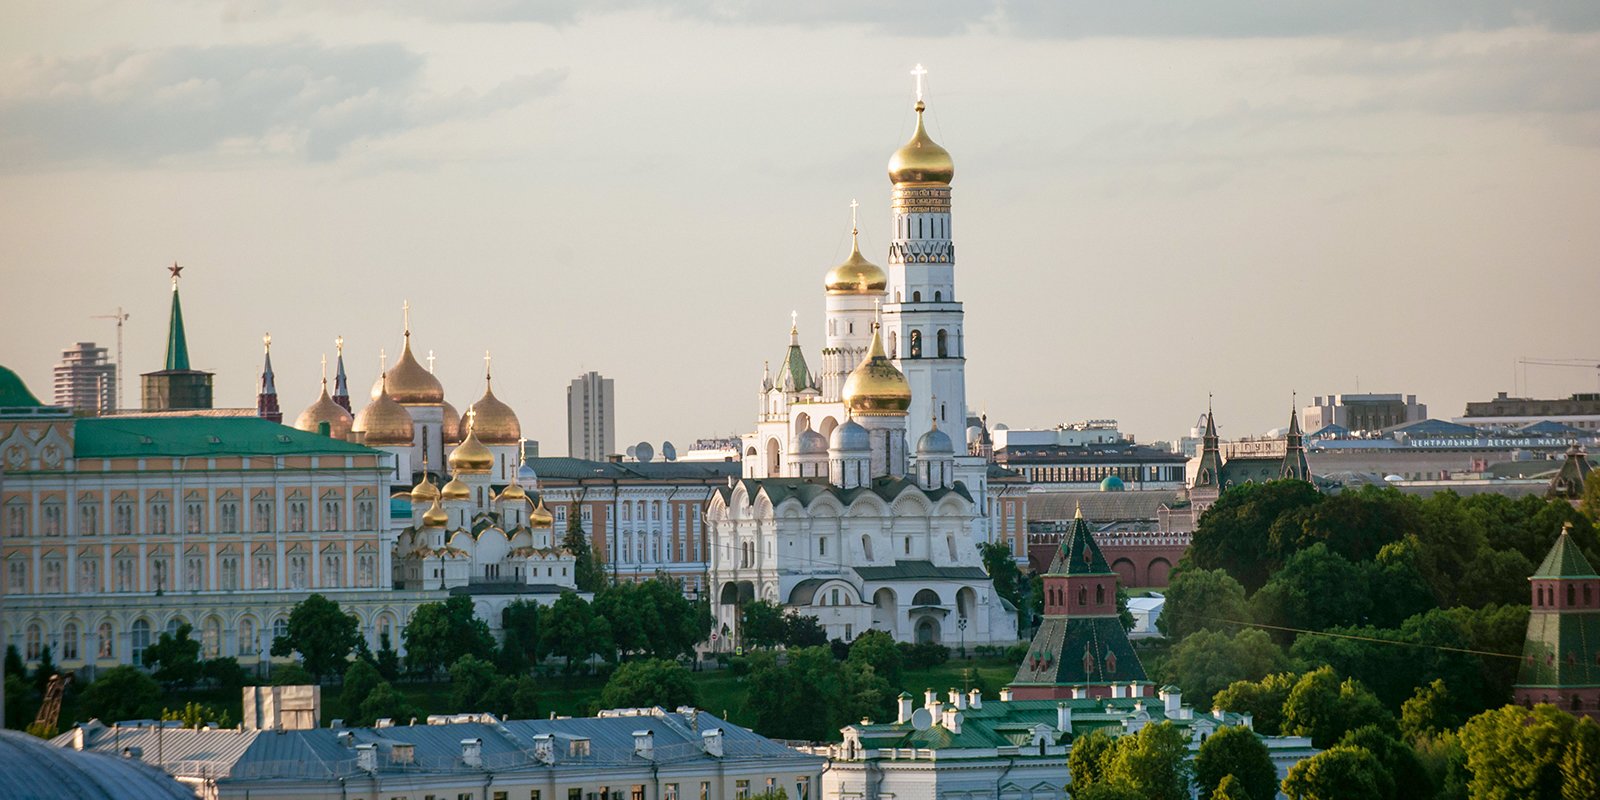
1516;357;1600;395
91;307;130;411
33;672;72;734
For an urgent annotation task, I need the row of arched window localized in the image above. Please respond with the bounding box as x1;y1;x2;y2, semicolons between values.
2;495;376;537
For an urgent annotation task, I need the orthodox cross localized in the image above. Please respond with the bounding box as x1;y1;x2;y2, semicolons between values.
850;198;860;233
911;63;928;102
378;348;387;374
320;354;328;385
402;300;411;334
484;350;493;380
427;350;436;373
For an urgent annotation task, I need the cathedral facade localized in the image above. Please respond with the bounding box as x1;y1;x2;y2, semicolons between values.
709;86;1018;648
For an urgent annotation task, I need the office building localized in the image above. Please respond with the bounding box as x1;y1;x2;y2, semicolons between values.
568;371;615;460
52;342;116;413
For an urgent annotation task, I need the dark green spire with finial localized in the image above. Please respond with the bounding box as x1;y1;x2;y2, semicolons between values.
164;262;190;371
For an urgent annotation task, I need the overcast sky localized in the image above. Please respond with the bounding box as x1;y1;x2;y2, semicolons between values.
3;1;1599;452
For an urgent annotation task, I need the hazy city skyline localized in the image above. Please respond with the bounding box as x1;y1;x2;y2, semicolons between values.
3;2;1599;451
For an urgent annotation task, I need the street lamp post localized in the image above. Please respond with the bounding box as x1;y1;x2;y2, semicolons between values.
958;617;968;659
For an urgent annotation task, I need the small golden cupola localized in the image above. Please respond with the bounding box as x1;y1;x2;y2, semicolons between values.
440;474;471;501
448;409;495;474
842;323;912;416
371;304;446;405
467;353;521;445
529;498;554;528
442;400;463;445
887;99;954;187
497;476;528;504
295;360;354;440
411;474;440;503
824;223;889;295
421;496;449;528
353;373;415;446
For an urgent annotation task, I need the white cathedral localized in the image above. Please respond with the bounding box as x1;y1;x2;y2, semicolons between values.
706;79;1019;648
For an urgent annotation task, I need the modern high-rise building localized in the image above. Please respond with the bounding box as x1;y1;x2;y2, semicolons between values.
52;342;115;412
567;371;614;460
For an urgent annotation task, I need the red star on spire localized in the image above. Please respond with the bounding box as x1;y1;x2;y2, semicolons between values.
168;261;184;280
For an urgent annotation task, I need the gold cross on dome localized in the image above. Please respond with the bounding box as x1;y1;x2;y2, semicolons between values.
402;300;411;334
379;348;387;372
321;354;328;384
427;350;436;373
850;199;859;233
484;350;493;380
911;63;928;102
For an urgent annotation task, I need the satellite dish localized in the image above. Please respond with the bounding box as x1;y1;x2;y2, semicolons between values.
626;445;638;460
662;441;677;462
635;442;654;463
910;708;933;731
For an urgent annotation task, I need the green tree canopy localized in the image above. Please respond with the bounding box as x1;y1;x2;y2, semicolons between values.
1212;672;1298;736
1186;479;1324;592
402;595;496;677
341;659;384;724
142;622;202;687
1282;744;1393;800
740;600;788;650
1210;774;1252;800
1281;667;1395;748
599;658;698;710
1194;725;1278;800
1067;727;1118;796
784;612;829;648
541;591;614;670
448;654;504;712
563;501;605;592
1340;724;1429;800
1158;568;1250;640
359;682;421;726
271;594;361;681
1102;721;1194;800
1400;679;1463;744
1162;627;1289;711
846;630;904;688
1459;704;1596;800
79;665;161;723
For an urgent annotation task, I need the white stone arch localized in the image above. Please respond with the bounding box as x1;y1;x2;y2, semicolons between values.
765;436;782;476
871;587;899;629
818;416;839;440
793;412;811;439
956;586;978;620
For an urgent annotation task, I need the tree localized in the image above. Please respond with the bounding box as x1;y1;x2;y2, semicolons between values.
564;501;605;592
1249;543;1373;636
541;591;613;671
1102;721;1193;800
1115;586;1135;632
1067;728;1118;796
341;659;384;724
359;682;421;725
1581;470;1600;524
1341;725;1428;800
1157;568;1250;640
498;600;543;674
449;654;504;712
1282;745;1392;800
142;622;202;687
78;665;161;723
31;646;57;692
270;663;314;686
740;600;788;649
1194;725;1278;800
784;612;828;648
1281;667;1394;748
594;579;705;660
3;645;23;680
1161;628;1289;711
1561;717;1600;800
160;701;230;730
271;594;361;681
846;631;904;687
1401;679;1462;744
600;658;698;710
403;595;496;677
202;657;249;691
1459;704;1589;800
741;646;888;740
1213;672;1298;736
979;541;1024;611
1211;774;1252;800
1186;480;1324;591
375;631;402;682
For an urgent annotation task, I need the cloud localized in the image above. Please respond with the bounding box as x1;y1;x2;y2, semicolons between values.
0;41;565;168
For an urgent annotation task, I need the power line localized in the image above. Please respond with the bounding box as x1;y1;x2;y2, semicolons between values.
1198;616;1525;661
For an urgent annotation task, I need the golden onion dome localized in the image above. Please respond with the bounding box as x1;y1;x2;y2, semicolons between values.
295;382;354;440
440;475;471;501
370;332;445;405
421;496;449;528
467;375;521;445
442;401;463;445
842;324;912;416
497;481;528;503
448;413;494;474
824;229;889;294
410;473;440;503
353;374;416;446
529;498;554;528
887;101;954;186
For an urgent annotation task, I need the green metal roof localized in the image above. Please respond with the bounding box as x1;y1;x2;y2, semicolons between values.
1010;615;1148;688
1046;512;1116;577
164;285;191;371
851;695;1229;753
717;475;974;509
0;365;43;408
853;560;989;582
1516;608;1600;689
74;417;379;458
1533;530;1600;579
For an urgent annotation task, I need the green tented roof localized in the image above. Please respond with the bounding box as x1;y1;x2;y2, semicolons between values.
1533;531;1600;579
1009;615;1148;688
1046;513;1115;577
1516;609;1600;688
0;365;44;408
75;417;379;458
165;285;190;371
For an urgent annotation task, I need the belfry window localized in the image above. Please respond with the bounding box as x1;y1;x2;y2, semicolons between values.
909;330;922;358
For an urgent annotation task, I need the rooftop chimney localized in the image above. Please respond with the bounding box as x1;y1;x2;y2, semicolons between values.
1071;687;1087;700
461;738;483;768
702;728;724;758
391;742;415;765
1160;687;1182;717
897;693;914;724
967;689;982;710
950;689;967;710
356;743;377;772
943;709;962;735
533;734;555;765
1111;684;1127;699
998;687;1013;702
924;689;938;708
633;730;654;760
1057;703;1072;733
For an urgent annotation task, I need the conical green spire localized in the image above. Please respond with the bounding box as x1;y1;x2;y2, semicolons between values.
164;269;190;371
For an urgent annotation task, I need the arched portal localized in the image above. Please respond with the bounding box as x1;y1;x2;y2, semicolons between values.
916;617;941;644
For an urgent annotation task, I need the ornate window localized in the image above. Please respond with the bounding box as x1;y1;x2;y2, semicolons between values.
42;559;63;592
239;617;257;655
254;553;274;589
4;501;26;537
322;498;341;532
185;500;204;533
7;559;28;593
185;556;205;590
62;622;80;660
42;500;63;536
219;499;239;533
151;557;170;592
289;554;308;589
130;619;152;664
150;499;169;534
356;499;376;531
114;557;134;592
202;618;221;658
288;500;307;532
221;556;239;591
78;558;99;592
357;553;375;588
114;501;134;535
323;552;342;588
272;618;288;649
909;329;922;358
79;502;98;536
253;496;274;532
25;623;43;659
